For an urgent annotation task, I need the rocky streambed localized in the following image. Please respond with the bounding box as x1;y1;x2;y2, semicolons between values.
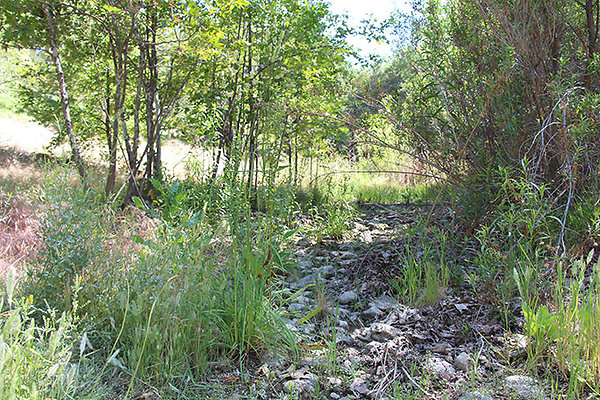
200;202;550;400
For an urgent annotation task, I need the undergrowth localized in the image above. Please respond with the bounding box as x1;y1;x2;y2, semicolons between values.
3;151;600;399
3;167;301;397
455;165;600;398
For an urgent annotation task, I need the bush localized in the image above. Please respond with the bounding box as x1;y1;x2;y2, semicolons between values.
21;170;108;313
82;179;299;384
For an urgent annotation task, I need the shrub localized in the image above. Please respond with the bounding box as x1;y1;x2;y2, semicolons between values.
21;170;107;313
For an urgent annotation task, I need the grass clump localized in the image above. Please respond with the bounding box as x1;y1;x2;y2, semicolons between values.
21;171;108;313
516;252;600;398
0;299;78;400
14;168;299;393
389;222;451;307
0;271;110;399
456;164;600;397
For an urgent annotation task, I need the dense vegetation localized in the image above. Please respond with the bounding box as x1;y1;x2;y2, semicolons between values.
1;0;600;399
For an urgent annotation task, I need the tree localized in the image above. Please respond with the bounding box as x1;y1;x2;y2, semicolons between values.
1;0;88;187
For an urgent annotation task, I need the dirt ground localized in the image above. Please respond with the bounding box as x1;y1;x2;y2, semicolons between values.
0;116;213;178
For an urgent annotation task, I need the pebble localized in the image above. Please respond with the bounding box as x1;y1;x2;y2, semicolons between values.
339;251;357;260
338;290;357;304
295;295;311;304
316;265;335;277
359;231;373;243
332;307;350;317
455;352;472;373
291;275;316;290
361;305;383;319
339;333;354;346
338;243;354;251
288;303;305;312
427;357;456;381
505;375;545;400
458;391;494;400
283;379;313;394
431;342;452;355
369;323;400;342
371;294;397;310
297;259;312;271
350;378;369;395
296;238;310;247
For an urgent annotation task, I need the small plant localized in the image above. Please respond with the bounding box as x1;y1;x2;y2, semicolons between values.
315;278;330;318
321;304;341;375
517;250;600;397
305;202;355;242
0;272;104;399
21;169;108;313
389;227;450;307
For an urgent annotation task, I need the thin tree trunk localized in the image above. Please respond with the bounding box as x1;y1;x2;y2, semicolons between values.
294;119;299;186
584;0;599;90
124;34;145;203
42;2;88;189
105;5;130;197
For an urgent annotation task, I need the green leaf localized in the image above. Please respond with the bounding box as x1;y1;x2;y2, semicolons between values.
132;196;146;210
102;5;123;14
296;306;322;325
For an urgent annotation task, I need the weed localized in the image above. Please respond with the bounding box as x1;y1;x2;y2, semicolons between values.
389;225;450;307
0;271;113;399
304;202;355;242
20;169;107;313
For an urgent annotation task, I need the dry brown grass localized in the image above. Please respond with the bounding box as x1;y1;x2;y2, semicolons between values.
0;195;40;276
0;116;218;278
108;204;160;261
0;145;50;276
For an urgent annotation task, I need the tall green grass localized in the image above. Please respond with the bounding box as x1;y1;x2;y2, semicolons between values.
463;165;600;397
0;271;115;399
16;168;299;393
296;172;438;206
516;252;600;398
388;223;451;307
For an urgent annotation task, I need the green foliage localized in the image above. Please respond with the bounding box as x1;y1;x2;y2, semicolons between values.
0;295;78;399
0;50;24;116
0;272;114;400
389;222;450;307
8;164;299;390
21;170;107;313
516;251;600;398
304;202;355;242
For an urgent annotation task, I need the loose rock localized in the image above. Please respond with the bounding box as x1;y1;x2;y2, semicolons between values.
369;323;400;342
338;290;357;304
283;379;314;394
339;251;357;260
458;391;494;400
505;375;544;400
371;294;397;310
349;378;369;395
297;259;312;270
455;352;472;373
432;342;452;355
291;275;316;290
316;265;335;277
361;305;383;319
427;357;456;381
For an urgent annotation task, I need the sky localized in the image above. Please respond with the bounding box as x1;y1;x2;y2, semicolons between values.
327;0;412;60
